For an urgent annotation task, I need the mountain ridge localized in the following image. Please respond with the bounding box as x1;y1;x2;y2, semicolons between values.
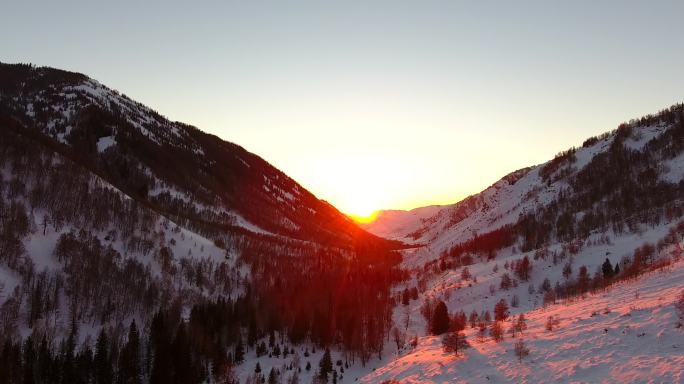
364;107;684;264
0;62;404;384
0;62;398;250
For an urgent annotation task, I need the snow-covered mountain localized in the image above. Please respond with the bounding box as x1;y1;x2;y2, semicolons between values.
357;104;684;383
0;63;404;384
0;63;391;248
364;111;684;266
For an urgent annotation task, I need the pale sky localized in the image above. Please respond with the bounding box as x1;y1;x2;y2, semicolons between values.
3;1;684;216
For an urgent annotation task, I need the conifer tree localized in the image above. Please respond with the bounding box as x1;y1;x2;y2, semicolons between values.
268;367;280;384
318;348;333;382
494;299;509;322
602;258;614;279
117;321;142;384
22;335;35;384
234;336;245;364
61;318;78;384
95;329;113;384
429;301;450;335
171;323;194;384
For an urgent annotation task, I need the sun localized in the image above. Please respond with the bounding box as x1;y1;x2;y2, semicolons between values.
339;191;382;224
348;209;379;224
301;154;408;225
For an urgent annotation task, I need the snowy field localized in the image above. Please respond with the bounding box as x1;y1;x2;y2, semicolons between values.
363;258;684;383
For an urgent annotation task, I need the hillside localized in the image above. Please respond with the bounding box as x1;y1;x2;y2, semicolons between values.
364;253;684;383
365;107;684;266
0;63;395;248
2;61;684;384
0;63;402;384
357;104;684;383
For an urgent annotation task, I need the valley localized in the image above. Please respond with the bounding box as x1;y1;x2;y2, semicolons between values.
1;63;683;384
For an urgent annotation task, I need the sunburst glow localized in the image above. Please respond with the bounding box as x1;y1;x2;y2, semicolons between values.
296;154;421;220
349;210;379;224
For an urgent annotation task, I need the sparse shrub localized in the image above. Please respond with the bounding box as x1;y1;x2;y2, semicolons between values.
514;339;530;362
539;278;552;293
511;295;520;308
545;315;561;331
676;291;684;321
514;314;527;336
442;331;469;355
490;321;504;342
391;327;405;350
500;273;512;290
409;335;418;348
461;267;471;281
469;310;479;328
477;322;487;342
562;262;573;280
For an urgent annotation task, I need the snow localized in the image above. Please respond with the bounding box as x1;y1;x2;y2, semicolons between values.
422;220;675;321
96;135;116;152
572;136;611;170
359;120;684;383
51;79;196;150
624;124;667;151
24;212;67;270
230;218;684;384
229;212;276;236
663;152;684;184
0;266;21;304
25;102;35;117
361;205;444;243
365;122;680;268
363;253;684;383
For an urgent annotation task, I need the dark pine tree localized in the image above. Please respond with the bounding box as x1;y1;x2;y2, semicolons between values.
76;344;94;384
61;318;78;384
117;321;142;384
171;323;196;384
401;289;410;306
577;265;590;293
318;348;333;382
22;335;36;384
233;335;245;365
602;258;614;279
430;301;451;335
94;329;113;384
515;256;532;281
149;312;173;384
267;367;279;384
